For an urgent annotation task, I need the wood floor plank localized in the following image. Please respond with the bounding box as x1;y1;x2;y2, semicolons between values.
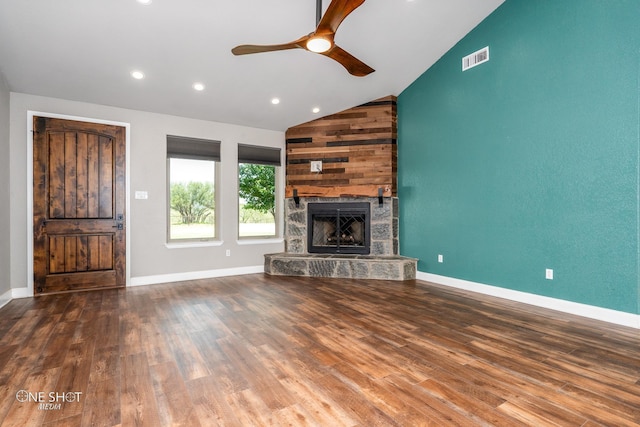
151;362;202;427
0;309;44;346
36;320;78;371
0;313;64;422
249;345;358;426
2;368;61;427
120;352;162;427
81;376;120;427
218;335;295;411
0;274;638;426
312;370;401;426
271;403;322;427
43;413;82;427
554;383;640;426
384;373;486;425
139;321;174;366
276;375;359;427
330;361;441;426
225;388;277;427
165;331;211;381
43;340;95;424
187;375;243;427
417;376;529;426
544;355;640;408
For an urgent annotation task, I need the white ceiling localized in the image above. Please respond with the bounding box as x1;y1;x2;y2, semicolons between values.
0;0;505;131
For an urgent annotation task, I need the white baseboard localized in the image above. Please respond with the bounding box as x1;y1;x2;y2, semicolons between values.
12;287;31;299
0;288;12;310
417;272;640;329
0;287;31;309
130;265;265;287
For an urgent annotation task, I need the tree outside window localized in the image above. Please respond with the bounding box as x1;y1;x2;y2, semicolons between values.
237;144;281;238
167;135;219;242
238;163;276;237
169;158;216;240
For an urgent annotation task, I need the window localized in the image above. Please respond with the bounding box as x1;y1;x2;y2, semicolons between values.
238;144;281;238
167;135;220;242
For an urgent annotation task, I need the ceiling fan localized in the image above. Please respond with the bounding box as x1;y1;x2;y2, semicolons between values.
231;0;374;77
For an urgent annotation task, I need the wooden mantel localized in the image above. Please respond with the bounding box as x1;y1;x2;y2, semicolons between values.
285;95;397;198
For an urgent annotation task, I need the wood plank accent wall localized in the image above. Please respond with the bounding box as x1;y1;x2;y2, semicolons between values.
285;95;397;198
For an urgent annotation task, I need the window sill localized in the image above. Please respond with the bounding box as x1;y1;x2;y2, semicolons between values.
237;238;284;245
165;240;224;249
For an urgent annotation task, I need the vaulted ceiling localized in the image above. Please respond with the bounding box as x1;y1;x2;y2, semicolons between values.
0;0;504;131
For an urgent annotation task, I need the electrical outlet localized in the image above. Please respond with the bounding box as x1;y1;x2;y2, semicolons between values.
226;249;231;257
545;268;553;280
310;160;322;173
437;254;444;263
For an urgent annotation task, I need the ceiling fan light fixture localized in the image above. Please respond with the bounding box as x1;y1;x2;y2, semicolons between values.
230;0;374;76
306;37;332;53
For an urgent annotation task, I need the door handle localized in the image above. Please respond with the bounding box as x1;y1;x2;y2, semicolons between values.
113;214;124;230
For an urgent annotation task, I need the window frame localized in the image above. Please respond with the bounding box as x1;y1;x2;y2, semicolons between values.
237;144;282;240
166;135;221;244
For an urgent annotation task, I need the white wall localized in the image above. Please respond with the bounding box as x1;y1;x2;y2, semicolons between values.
10;93;285;292
0;73;10;299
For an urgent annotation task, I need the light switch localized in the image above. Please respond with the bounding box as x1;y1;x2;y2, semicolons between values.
135;191;148;200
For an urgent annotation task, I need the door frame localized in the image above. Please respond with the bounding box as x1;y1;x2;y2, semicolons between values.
27;111;131;295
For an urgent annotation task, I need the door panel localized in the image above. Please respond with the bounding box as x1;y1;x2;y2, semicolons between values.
34;117;126;295
48;235;114;273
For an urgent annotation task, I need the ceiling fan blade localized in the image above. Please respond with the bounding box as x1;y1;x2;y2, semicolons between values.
321;44;374;76
232;35;310;55
316;0;366;35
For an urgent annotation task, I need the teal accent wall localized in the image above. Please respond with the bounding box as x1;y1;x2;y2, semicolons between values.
398;0;640;314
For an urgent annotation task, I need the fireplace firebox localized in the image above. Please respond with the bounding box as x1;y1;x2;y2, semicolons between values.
307;202;370;254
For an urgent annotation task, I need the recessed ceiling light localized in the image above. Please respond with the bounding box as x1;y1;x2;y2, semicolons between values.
312;107;320;114
193;82;205;91
131;70;145;80
137;0;152;5
271;98;280;105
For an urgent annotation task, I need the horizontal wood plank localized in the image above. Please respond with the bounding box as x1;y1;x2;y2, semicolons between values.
286;95;397;198
42;270;119;293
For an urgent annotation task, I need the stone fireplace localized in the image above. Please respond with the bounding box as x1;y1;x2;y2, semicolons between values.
285;197;397;256
264;95;416;281
265;196;415;280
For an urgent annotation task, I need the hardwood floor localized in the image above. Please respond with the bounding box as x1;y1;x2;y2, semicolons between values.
0;274;638;426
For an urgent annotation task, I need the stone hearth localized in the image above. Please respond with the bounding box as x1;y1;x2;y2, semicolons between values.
265;197;417;281
264;253;416;281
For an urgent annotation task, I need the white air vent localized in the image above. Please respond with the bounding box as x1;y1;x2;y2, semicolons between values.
462;46;489;71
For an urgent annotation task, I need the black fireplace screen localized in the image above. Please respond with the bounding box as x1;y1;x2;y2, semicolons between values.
307;202;370;254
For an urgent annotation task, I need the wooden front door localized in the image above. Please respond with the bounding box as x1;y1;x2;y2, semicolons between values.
33;117;126;295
